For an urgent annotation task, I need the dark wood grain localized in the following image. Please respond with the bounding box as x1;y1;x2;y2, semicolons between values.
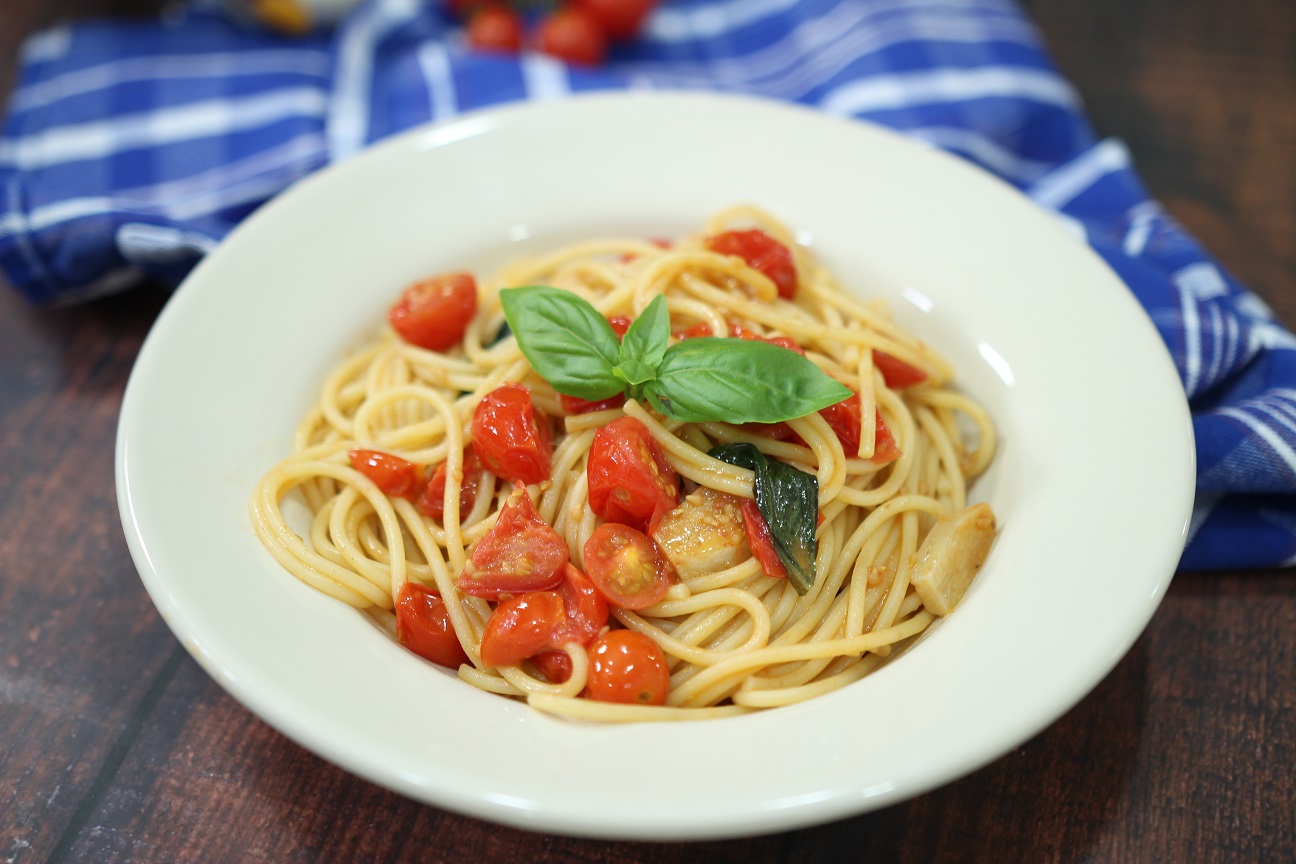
1;2;1293;862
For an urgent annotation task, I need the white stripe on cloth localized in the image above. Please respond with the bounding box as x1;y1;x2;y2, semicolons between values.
1180;278;1204;396
415;42;458;122
1216;403;1296;480
1026;138;1128;210
647;0;800;41
1122;200;1162;256
328;0;422;162
0;87;329;170
9;50;332;113
521;54;570;101
909;126;1053;183
820;65;1080;117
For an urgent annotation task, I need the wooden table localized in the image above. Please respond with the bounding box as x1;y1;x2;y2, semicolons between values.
3;2;1293;861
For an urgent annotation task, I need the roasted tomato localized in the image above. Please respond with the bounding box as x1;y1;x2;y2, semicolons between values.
873;350;928;389
706;229;797;299
388;272;478;352
479;591;567;668
416;448;484;521
535;6;606;66
872;411;901;464
739;498;790;581
348;449;421;497
466;4;523;53
530;649;573;683
458;482;569;599
820;392;863;455
555;563;609;644
584;629;670;705
395;582;470;668
730;322;805;356
572;0;657;41
472;383;552;485
587;416;678;532
583;522;673;610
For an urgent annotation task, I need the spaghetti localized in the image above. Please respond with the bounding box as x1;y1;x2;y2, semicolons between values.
250;207;997;721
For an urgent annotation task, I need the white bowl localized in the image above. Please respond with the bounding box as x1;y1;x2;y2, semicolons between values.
116;91;1194;840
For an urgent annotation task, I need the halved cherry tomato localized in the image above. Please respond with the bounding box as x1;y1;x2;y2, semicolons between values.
872;411;901;464
820;392;863;455
466;4;523;53
458;482;569;599
673;321;718;340
388;272;478;352
535;7;607;66
395;582;470;668
730;322;806;356
573;0;657;41
739;498;790;581
585;629;670;705
587;416;678;532
417;448;483;521
583;523;672;610
530;650;573;683
606;315;632;338
873;350;928;389
706;229;798;299
479;590;567;668
560;392;627;415
348;449;421;497
471;383;552;485
555;563;609;645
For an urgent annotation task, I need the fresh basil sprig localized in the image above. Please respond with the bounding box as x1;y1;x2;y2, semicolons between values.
710;443;818;595
499;286;851;424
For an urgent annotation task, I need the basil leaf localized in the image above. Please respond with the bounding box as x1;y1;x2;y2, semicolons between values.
500;286;624;400
646;338;852;423
710;443;818;595
619;293;670;374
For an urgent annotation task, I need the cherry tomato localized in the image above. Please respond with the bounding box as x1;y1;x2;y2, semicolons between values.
535;7;607;66
585;629;670;705
458;482;569;599
587;416;678;532
573;0;657;41
555;562;609;644
872;411;901;464
348;449;422;497
739;498;790;581
673;321;717;340
466;5;523;53
388;272;478;352
873;350;928;389
479;590;567;668
417;448;483;521
606;315;632;337
583;522;672;610
472;383;552;485
395;582;470;668
530;649;573;683
730;322;806;356
820;392;863;455
706;229;798;299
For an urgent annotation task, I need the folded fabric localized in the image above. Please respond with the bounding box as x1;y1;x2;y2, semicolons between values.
3;0;1293;571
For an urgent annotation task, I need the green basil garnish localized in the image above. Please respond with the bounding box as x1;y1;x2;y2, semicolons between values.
500;286;851;424
710;442;818;595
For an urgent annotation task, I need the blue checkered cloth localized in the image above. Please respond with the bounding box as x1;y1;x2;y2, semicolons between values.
3;0;1293;571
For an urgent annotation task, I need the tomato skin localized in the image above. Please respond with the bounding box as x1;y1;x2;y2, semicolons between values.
730;322;806;356
739;498;790;581
820;392;863;455
872;410;901;464
606;315;632;338
479;591;567;668
472;383;553;485
396;582;470;668
388;272;478;352
572;0;656;40
466;5;523;53
458;482;569;599
530;649;573;683
560;392;627;415
583;523;672;610
706;229;798;299
348;449;422;497
555;563;609;644
585;629;670;705
873;350;928;389
417;448;483;521
587;416;679;533
535;7;607;66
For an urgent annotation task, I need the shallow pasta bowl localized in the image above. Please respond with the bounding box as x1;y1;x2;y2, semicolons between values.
116;91;1194;840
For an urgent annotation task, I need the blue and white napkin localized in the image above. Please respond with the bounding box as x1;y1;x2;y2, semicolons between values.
3;0;1293;570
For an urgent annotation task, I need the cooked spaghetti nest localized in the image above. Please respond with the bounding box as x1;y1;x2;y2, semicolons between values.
250;206;997;722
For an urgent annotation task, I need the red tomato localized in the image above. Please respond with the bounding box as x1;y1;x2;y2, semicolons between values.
585;629;670;705
458;482;569;599
395;582;470;668
530;649;573;683
706;229;798;299
673;321;717;340
606;314;632;337
388;272;478;352
471;383;552;485
730;322;806;356
583;523;672;610
466;5;523;53
555;563;609;644
479;591;567;668
872;411;901;464
820;392;863;455
572;0;657;40
587;416;678;532
873;350;928;389
348;449;421;497
739;498;790;581
535;7;607;66
416;448;483;521
560;392;627;415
